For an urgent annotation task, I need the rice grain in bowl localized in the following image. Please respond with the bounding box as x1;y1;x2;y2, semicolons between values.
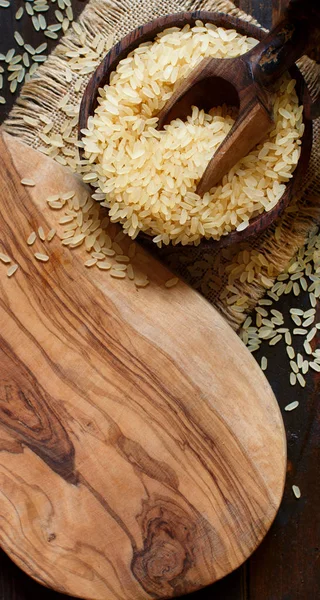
81;18;307;248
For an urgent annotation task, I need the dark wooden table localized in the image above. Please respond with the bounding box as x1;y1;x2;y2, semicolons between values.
0;1;319;599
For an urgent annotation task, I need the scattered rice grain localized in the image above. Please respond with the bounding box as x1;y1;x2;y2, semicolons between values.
260;356;267;371
34;252;49;262
27;231;37;245
309;361;320;372
285;401;299;411
14;31;24;46
269;334;282;345
292;485;301;499
85;258;97;267
15;6;24;19
286;346;295;359
303;340;312;355
110;269;126;278
44;30;58;39
38;226;45;240
47;228;56;241
290;372;296;386
293;328;308;335
165;277;179;288
7;264;18;277
297;373;306;387
21;178;35;186
0;252;11;263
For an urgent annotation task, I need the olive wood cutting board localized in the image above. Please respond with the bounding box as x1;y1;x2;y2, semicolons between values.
0;131;286;600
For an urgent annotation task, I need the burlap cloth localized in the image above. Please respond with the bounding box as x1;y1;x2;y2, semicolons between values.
3;0;320;330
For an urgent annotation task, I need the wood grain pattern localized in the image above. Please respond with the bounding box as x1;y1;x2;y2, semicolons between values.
0;131;286;599
80;11;312;251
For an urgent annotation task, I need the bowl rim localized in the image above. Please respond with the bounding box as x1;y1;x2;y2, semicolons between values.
79;10;312;250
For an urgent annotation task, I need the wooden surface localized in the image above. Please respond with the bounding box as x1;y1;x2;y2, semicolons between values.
0;131;286;599
0;2;319;600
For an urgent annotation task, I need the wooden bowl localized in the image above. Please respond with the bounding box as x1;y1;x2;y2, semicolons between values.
79;11;312;250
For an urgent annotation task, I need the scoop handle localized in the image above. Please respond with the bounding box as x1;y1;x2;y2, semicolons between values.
249;0;320;90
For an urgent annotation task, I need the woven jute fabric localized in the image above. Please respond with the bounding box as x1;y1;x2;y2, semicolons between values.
3;0;320;330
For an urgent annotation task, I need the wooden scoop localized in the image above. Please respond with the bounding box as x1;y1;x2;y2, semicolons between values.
157;0;320;195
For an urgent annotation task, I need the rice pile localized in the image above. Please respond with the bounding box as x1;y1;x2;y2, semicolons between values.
81;21;304;246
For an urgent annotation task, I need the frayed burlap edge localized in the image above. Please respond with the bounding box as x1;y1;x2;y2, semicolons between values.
2;0;320;330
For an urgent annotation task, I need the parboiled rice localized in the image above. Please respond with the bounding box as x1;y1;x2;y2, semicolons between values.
7;264;18;277
82;21;304;246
